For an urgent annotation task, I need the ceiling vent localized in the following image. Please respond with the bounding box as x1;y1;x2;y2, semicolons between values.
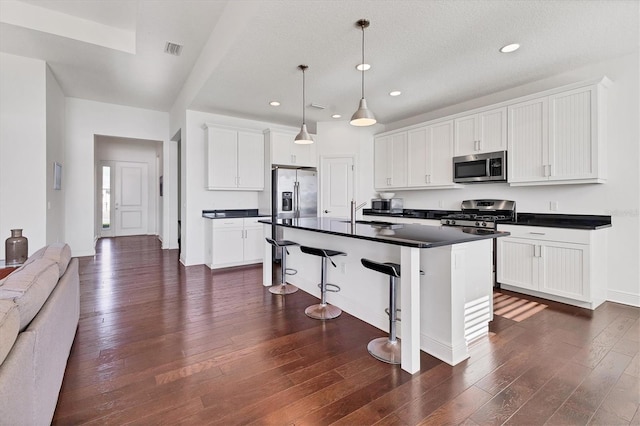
164;42;183;56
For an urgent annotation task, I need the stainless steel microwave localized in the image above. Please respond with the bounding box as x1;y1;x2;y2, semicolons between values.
371;198;403;214
453;151;507;183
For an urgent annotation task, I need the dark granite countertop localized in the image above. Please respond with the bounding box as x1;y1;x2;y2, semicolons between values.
364;209;612;230
363;208;458;220
507;213;612;230
259;217;509;248
202;209;268;219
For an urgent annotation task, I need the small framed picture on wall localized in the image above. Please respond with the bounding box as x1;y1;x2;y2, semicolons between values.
53;162;62;190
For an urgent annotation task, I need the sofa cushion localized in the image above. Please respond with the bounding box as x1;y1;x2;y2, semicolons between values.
0;299;19;366
0;259;59;331
22;243;72;277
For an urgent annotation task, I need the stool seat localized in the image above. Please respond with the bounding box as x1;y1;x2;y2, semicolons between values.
299;245;345;320
265;238;299;295
361;259;400;278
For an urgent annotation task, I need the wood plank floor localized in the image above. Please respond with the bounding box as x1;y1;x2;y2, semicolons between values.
53;236;640;425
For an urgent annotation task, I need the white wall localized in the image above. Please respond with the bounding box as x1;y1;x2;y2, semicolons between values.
45;65;65;245
94;136;161;236
316;52;639;306
0;53;47;258
181;110;300;266
65;98;169;256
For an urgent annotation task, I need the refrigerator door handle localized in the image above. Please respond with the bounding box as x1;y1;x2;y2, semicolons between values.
294;181;299;216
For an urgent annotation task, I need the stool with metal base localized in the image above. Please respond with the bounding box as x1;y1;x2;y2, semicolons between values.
300;245;346;320
265;238;299;295
360;258;404;364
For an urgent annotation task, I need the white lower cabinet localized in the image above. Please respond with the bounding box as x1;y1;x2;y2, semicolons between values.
205;218;264;269
497;225;606;309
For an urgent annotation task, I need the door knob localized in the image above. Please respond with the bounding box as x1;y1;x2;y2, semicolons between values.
324;210;330;213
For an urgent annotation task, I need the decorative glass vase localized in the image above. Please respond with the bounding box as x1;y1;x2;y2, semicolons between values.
5;229;28;266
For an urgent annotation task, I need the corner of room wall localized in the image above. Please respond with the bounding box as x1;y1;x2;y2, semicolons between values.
0;52;48;257
45;65;66;245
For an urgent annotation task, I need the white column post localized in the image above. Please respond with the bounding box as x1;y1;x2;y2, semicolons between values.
400;245;421;374
262;223;272;287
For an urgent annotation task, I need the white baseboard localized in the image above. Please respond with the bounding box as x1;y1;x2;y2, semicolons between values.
607;289;640;307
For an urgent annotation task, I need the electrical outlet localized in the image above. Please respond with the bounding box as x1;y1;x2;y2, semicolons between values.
550;201;558;211
340;262;347;274
439;200;444;208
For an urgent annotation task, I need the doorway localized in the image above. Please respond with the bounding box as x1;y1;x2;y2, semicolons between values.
99;161;149;237
320;156;355;218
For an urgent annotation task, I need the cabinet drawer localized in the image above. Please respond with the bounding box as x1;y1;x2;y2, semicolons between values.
212;218;244;229
497;225;590;244
243;217;264;227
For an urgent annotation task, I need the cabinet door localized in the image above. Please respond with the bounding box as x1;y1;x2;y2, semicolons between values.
207;127;238;189
212;227;244;267
548;87;596;181
454;114;477;155
497;237;539;290
540;241;589;301
428;121;454;185
478;107;507;153
237;131;264;190
243;226;264;264
290;141;317;167
389;132;408;187
407;127;429;187
374;135;390;188
507;97;548;183
271;130;316;167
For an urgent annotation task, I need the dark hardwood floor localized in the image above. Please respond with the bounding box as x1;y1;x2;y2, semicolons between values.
53;236;640;425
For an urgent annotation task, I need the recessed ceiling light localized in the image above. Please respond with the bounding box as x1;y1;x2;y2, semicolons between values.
389;91;402;96
332;114;342;119
356;63;371;71
500;43;520;53
269;101;280;106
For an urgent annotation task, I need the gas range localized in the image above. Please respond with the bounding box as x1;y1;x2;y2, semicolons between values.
440;199;516;230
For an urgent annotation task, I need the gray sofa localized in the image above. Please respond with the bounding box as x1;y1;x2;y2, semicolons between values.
0;243;79;425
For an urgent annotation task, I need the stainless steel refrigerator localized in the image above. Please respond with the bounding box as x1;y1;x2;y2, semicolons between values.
271;166;318;261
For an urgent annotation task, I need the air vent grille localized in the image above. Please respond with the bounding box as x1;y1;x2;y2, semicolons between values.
164;42;183;56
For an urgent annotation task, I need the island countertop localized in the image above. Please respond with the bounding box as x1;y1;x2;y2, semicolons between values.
260;217;509;248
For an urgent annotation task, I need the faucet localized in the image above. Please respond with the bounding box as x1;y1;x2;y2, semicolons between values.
350;200;367;226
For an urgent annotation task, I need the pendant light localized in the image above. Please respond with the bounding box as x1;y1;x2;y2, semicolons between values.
294;65;313;144
350;19;376;127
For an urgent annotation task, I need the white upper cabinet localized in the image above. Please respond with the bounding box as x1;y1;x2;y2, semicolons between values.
407;121;456;187
268;129;317;167
508;80;607;186
454;107;507;156
204;124;264;190
374;131;408;189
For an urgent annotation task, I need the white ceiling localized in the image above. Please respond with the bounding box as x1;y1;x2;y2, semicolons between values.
1;0;638;133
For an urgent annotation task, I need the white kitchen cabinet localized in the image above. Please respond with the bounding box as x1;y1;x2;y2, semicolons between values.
267;129;317;167
374;131;407;189
205;217;264;269
508;81;608;186
204;124;264;190
407;121;457;188
454;107;507;156
496;224;606;309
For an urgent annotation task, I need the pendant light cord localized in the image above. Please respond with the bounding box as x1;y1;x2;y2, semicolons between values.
361;23;365;99
302;67;306;124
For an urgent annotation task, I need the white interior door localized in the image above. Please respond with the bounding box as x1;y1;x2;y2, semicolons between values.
115;161;148;236
321;156;354;218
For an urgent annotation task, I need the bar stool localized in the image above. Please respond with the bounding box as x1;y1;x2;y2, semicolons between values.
360;258;403;364
300;245;346;320
265;238;299;295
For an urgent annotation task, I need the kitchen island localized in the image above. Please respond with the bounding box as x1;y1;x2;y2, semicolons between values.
260;217;509;373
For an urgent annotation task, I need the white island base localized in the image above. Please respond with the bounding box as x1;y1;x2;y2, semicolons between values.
262;224;494;374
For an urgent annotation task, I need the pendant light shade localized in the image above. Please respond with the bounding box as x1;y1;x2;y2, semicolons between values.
294;65;313;144
350;19;376;127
